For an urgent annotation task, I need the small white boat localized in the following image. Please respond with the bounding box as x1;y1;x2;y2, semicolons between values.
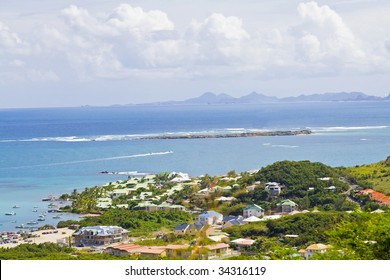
32;209;38;212
27;220;38;225
52;214;62;219
15;224;25;229
5;211;16;216
38;217;45;221
12;205;21;208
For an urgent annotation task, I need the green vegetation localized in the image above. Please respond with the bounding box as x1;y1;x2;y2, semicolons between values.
77;209;193;236
345;157;390;194
0;243;135;260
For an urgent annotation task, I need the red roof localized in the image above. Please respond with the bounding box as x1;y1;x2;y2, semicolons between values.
360;189;374;195
371;192;386;201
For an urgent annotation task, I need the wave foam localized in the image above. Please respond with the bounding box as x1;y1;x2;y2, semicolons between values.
311;125;389;133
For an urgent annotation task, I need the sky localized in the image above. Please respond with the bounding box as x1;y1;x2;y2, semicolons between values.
1;0;390;108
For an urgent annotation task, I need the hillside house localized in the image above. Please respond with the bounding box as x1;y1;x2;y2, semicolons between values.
265;182;282;196
73;226;128;247
196;211;223;225
299;243;330;260
243;204;264;218
277;199;298;213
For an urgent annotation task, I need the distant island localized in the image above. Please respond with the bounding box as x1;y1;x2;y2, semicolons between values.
140;91;390;106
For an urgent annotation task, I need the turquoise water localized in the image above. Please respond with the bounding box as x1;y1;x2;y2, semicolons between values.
1;102;390;231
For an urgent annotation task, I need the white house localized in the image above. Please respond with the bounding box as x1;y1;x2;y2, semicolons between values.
300;243;330;259
243;204;264;218
265;182;282;196
196;211;223;225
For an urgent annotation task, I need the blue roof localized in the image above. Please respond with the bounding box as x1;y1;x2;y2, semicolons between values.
229;219;243;225
199;210;223;218
174;224;190;231
223;215;237;222
194;221;205;231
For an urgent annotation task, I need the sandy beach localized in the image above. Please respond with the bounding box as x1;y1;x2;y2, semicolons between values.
0;228;75;249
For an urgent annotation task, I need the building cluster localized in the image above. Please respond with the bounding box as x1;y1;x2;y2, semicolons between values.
359;189;390;207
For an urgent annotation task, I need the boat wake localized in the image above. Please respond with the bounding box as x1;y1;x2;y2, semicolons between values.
0;151;174;170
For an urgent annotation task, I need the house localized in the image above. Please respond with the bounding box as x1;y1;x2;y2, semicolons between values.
106;244;166;259
174;222;213;236
199;243;230;259
196;211;223;225
174;224;191;235
223;218;245;229
110;189;131;199
265;182;282;196
299;243;330;259
164;244;192;259
136;201;158;211
243;204;264;218
73;226;128;247
359;189;374;195
243;216;261;223
158;202;185;211
222;215;239;224
277;199;298;213
231;238;255;250
169;172;191;183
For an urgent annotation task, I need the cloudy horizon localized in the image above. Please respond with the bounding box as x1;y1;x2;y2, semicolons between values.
1;0;390;108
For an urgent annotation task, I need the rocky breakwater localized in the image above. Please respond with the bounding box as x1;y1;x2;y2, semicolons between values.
138;129;312;140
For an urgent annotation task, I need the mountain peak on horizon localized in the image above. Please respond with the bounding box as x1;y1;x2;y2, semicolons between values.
140;91;388;106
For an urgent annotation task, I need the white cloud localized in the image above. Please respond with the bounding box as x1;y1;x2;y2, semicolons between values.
188;13;251;64
107;4;174;36
2;1;390;98
292;1;366;65
0;21;30;54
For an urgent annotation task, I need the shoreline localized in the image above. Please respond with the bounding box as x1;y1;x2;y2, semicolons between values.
138;129;312;140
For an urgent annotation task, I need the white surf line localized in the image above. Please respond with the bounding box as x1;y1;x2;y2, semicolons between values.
0;151;174;170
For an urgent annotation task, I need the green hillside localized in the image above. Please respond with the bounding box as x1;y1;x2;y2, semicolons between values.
345;156;390;195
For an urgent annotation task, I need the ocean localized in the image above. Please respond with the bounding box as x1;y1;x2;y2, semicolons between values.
1;102;390;231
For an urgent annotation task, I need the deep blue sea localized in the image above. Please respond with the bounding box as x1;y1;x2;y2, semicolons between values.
1;102;390;231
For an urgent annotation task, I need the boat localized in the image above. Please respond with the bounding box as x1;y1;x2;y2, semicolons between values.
42;195;56;201
5;212;16;216
37;217;45;221
12;205;21;208
32;209;38;212
15;224;26;229
52;214;62;219
27;220;38;225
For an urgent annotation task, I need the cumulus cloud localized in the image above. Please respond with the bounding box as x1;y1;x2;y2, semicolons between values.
188;13;251;64
2;1;389;85
0;21;30;54
292;1;366;66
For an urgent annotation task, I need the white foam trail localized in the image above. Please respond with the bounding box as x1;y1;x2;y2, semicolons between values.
0;151;173;170
271;145;299;148
312;125;389;133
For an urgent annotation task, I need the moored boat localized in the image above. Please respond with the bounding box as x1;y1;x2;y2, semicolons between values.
5;212;16;216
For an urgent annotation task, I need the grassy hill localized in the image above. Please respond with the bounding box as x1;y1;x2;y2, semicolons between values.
345;156;390;195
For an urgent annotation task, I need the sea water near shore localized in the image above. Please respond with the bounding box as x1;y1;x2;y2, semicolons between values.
0;102;390;231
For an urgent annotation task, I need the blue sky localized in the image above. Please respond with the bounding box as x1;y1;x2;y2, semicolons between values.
1;0;390;108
